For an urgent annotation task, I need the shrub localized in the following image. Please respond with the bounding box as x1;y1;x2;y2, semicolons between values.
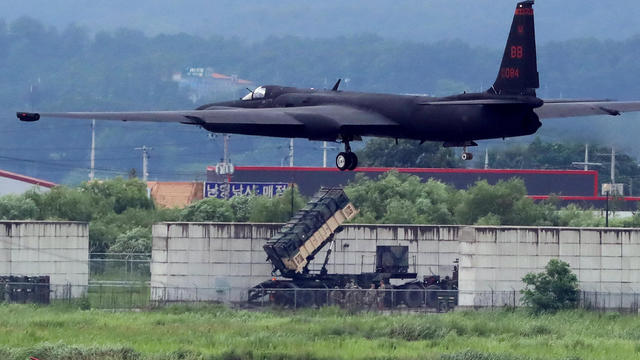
521;259;579;313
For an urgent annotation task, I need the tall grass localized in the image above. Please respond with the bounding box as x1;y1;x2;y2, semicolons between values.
0;304;639;359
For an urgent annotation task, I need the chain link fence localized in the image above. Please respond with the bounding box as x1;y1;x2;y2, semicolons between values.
89;253;151;284
2;283;639;313
1;253;630;312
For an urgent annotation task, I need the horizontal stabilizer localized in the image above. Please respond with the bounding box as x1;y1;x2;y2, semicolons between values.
535;101;640;119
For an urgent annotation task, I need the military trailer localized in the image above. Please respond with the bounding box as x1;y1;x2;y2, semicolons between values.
249;187;458;309
0;276;50;304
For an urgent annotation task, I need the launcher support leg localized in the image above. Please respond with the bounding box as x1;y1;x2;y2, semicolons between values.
320;235;336;276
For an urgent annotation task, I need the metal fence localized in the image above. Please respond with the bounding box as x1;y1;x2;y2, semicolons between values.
580;291;640;312
3;283;640;313
89;253;151;284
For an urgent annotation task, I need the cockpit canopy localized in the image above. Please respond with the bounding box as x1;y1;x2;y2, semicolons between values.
242;86;267;101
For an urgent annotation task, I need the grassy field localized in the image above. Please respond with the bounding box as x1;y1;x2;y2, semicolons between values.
0;304;639;360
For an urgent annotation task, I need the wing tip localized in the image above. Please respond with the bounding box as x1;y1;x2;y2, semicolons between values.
17;112;40;122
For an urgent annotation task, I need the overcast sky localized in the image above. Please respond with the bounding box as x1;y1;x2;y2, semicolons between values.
2;1;639;48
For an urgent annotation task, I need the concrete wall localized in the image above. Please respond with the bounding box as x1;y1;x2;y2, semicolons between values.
151;223;640;308
0;221;89;298
459;227;640;308
151;223;461;301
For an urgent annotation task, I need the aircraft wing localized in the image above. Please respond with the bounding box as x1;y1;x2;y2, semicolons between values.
17;105;398;138
535;100;640;119
421;99;532;105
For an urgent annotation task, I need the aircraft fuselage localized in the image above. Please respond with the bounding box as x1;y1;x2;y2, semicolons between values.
200;87;543;143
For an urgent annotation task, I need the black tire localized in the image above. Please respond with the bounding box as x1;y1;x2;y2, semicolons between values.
336;152;349;171
314;289;329;307
273;282;296;307
461;152;474;161
295;289;315;308
425;285;441;308
403;284;425;308
308;283;329;307
347;152;358;170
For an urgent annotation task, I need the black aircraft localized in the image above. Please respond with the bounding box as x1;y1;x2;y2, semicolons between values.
17;1;640;171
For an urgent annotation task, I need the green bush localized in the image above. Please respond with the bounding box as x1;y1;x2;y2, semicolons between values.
521;259;579;313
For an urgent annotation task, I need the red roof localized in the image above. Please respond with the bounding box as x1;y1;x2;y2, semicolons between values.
147;181;203;208
210;72;252;84
0;170;56;188
211;72;232;79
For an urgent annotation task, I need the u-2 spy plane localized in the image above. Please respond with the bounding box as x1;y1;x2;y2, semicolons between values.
17;1;640;171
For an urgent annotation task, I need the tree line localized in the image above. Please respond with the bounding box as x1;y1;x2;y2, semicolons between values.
1;173;638;254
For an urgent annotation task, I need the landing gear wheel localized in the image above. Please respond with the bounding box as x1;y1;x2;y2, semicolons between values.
336;138;358;171
461;152;473;161
346;152;358;171
336;152;349;171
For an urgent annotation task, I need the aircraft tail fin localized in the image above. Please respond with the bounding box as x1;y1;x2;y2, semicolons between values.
489;0;539;96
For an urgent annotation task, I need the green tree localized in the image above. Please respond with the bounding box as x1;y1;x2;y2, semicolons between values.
454;178;555;226
30;186;96;222
109;227;152;254
556;204;603;227
80;178;154;214
0;195;38;220
248;188;306;223
521;259;579;313
229;195;253;222
179;197;234;222
345;171;457;224
455;179;518;225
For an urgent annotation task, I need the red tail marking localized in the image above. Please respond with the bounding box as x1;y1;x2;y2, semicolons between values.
500;67;520;79
518;25;524;34
515;8;534;15
510;46;524;59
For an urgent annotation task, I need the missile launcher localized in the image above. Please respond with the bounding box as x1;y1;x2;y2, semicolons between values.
263;187;358;275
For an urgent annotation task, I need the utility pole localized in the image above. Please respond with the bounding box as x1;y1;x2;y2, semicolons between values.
605;189;609;227
321;142;338;168
323;141;328;168
223;134;231;182
223;134;230;165
572;144;601;171
89;119;95;181
595;146;618;226
611;146;616;184
289;138;294;167
484;148;489;170
596;145;619;188
135;145;151;181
